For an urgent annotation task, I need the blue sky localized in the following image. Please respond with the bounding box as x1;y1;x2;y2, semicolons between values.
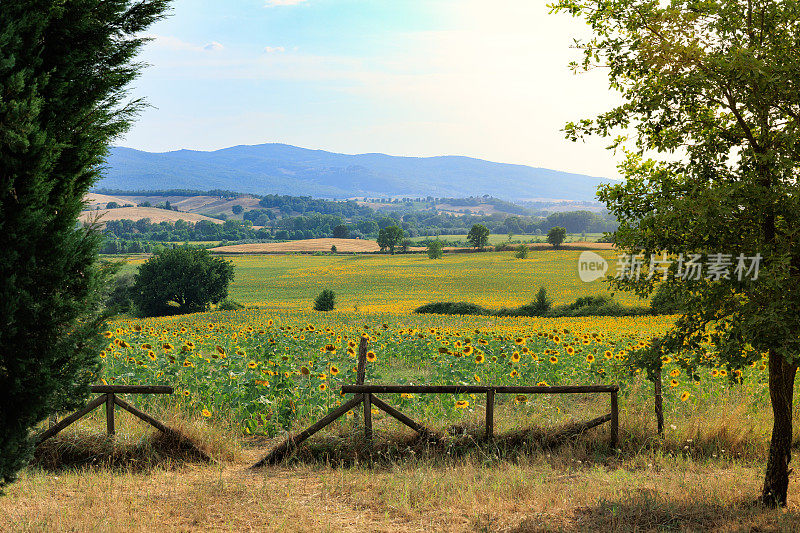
121;0;621;178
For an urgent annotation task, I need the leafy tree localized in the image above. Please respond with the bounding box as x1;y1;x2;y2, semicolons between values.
0;0;169;490
547;226;566;248
330;245;337;253
132;248;234;317
377;225;404;254
515;245;529;259
314;289;336;311
427;240;444;259
467;224;489;249
332;224;349;239
231;204;243;215
553;0;800;506
106;201;120;209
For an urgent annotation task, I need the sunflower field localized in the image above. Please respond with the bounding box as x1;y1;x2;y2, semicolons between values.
101;308;770;436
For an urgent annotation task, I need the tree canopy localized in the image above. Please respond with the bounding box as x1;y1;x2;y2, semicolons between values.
552;0;800;506
132;248;234;317
547;226;567;248
377;225;404;254
0;0;169;489
467;224;490;248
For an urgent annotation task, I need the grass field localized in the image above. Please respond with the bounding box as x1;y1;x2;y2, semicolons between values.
409;233;608;244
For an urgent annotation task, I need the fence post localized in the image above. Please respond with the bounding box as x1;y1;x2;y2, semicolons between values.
654;365;664;435
485;389;495;440
610;389;619;449
106;393;115;436
363;393;373;447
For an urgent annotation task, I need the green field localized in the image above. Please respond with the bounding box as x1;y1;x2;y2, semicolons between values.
120;250;638;313
408;233;607;245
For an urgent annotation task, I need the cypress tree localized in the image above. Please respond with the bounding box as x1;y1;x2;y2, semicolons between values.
0;0;170;489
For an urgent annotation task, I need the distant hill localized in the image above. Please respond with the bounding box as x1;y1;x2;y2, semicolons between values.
99;144;610;202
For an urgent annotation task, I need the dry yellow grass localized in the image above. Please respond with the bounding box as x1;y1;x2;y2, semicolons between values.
211;238;381;253
83;193;133;209
79;207;223;225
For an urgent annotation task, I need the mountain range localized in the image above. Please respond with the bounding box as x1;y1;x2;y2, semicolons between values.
99;143;610;201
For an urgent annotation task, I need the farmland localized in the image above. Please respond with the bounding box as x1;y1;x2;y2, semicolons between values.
4;250;794;531
120;250;637;313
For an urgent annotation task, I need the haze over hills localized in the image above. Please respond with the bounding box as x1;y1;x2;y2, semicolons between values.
100;144;610;202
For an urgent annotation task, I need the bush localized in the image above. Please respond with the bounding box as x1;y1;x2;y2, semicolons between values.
547;295;649;317
217;299;244;311
414;302;492;315
330;245;337;253
514;245;529;259
132;247;235;317
547;226;567;247
314;289;336;311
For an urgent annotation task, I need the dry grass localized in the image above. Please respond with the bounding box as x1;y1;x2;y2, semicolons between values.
79;207;223;225
5;395;800;532
211;238;381;253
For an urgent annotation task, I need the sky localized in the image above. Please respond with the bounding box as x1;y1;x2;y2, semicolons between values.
121;0;623;179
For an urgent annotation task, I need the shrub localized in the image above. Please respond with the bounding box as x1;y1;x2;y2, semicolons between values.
104;272;136;314
314;289;336;311
413;302;492;315
547;295;649;317
330;245;337;253
217;299;244;311
514;245;529;259
547;226;567;248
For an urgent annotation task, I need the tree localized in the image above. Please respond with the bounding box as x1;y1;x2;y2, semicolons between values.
547;226;566;248
132;248;234;317
106;201;120;209
467;224;489;249
377;225;404;254
515;245;529;259
231;204;243;215
427;240;444;259
332;224;349;239
330;245;337;253
314;289;336;311
552;0;800;506
0;0;169;489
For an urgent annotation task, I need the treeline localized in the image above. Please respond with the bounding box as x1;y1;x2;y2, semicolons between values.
94;188;241;198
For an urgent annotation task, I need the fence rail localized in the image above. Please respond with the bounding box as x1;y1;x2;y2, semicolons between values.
252;338;620;467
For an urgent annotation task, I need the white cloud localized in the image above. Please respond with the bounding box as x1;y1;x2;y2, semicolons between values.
264;0;307;7
144;34;224;53
264;46;286;53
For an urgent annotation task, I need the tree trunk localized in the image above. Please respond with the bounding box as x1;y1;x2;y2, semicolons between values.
762;349;797;507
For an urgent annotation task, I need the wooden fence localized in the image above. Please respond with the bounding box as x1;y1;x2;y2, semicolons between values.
252;338;619;467
37;384;210;461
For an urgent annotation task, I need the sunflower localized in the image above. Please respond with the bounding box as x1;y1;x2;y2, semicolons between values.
473;374;481;383
132;324;143;333
247;361;258;369
515;394;528;403
201;409;212;418
183;359;195;368
163;343;174;352
566;345;575;356
455;400;469;409
475;353;485;364
514;337;524;345
604;350;613;359
585;354;595;363
670;369;681;378
366;351;377;362
463;345;474;355
300;366;311;376
183;390;191;397
511;352;521;363
330;365;340;376
510;370;519;378
669;379;679;387
549;356;558;364
680;391;691;402
215;345;226;355
147;350;156;361
319;383;327;391
325;344;336;352
536;381;549;387
103;331;114;338
141;343;152;350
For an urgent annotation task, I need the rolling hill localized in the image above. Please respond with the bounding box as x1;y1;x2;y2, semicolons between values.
99;143;610;202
